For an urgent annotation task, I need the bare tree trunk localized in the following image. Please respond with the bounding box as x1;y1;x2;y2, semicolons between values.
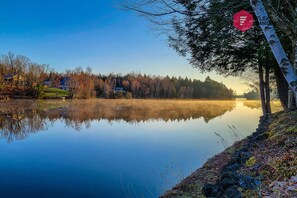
288;90;294;108
259;64;268;114
274;66;289;109
250;0;297;97
265;65;271;113
16;73;20;88
288;41;297;108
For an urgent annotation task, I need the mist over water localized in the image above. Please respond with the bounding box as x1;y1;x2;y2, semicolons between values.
0;99;282;197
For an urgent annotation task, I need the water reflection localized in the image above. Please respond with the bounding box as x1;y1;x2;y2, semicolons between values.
242;100;283;112
0;99;282;197
0;100;236;142
0;110;49;142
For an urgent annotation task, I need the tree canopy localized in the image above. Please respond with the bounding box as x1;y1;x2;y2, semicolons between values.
124;0;297;110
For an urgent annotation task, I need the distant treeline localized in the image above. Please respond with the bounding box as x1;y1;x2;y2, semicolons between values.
0;52;235;99
40;70;236;99
243;91;260;100
102;74;235;99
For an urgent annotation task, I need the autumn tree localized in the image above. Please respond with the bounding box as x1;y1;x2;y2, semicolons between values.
26;63;48;87
68;67;96;99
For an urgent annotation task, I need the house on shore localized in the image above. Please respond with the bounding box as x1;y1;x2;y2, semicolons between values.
43;80;52;87
42;77;70;91
3;74;26;86
58;77;70;91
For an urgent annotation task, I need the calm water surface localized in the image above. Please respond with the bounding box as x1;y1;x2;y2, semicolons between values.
0;100;282;198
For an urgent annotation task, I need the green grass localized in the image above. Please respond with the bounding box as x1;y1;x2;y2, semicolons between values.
44;88;69;98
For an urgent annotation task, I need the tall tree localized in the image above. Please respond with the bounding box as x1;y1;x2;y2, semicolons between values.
124;0;296;111
249;0;297;104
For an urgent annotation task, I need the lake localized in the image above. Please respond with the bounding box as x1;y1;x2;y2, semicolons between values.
0;99;282;198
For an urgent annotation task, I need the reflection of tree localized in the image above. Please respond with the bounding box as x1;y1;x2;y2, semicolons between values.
0;111;48;143
0;100;236;141
243;101;262;109
60;100;236;124
243;100;283;112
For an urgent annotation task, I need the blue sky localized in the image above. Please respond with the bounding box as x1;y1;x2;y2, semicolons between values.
0;0;248;94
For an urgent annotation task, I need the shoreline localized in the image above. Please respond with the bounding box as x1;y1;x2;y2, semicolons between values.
161;108;297;197
161;140;247;198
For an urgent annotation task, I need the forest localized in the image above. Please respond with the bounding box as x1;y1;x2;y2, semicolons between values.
0;52;235;100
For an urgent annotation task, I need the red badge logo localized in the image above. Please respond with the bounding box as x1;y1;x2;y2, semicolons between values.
233;10;254;32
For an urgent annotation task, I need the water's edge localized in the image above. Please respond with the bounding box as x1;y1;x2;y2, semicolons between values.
160;114;270;197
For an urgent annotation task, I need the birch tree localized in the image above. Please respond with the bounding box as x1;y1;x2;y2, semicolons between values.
250;0;297;102
261;0;297;107
262;0;297;69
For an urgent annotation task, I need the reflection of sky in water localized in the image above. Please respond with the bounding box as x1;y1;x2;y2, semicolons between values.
0;101;276;197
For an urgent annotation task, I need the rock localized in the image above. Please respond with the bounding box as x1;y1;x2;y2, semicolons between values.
231;151;250;165
225;163;240;171
202;184;219;197
291;176;297;182
254;133;267;141
224;186;243;198
238;151;251;164
220;177;239;189
201;118;268;197
287;185;297;191
239;175;261;190
219;172;240;189
227;157;238;166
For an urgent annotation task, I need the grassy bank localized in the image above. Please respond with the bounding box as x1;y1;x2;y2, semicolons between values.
0;86;69;99
43;88;69;98
162;108;297;197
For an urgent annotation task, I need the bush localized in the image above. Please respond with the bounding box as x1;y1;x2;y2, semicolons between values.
26;85;45;98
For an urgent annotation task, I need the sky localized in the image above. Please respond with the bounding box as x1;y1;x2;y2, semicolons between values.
0;0;249;94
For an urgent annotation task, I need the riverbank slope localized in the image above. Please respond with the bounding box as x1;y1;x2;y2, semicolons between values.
162;108;297;197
